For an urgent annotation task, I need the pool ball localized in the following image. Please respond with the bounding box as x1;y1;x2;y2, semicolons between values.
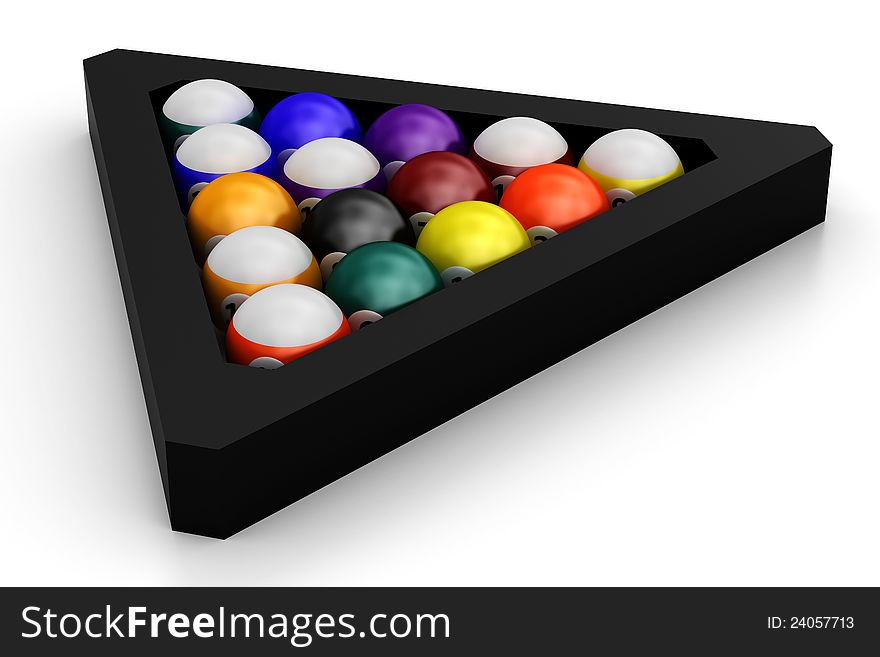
325;242;443;330
386;152;495;237
578;129;683;207
173;123;277;209
470;116;573;196
281;137;385;216
363;104;466;181
259;92;362;166
302;188;414;281
159;79;259;152
186;172;301;264
500;163;609;243
202;226;321;327
416;201;530;285
226;284;350;369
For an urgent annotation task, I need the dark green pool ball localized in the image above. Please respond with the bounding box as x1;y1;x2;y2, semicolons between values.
325;241;443;330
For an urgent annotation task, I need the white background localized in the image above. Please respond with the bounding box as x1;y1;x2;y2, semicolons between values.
0;1;876;586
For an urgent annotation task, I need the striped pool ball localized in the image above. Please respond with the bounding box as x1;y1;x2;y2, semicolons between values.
159;79;259;152
470;117;573;196
226;284;350;369
281;138;385;216
202;226;321;327
578;129;683;207
173;123;276;209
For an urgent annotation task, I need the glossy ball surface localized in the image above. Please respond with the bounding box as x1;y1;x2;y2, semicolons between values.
325;242;443;329
303;188;414;280
281;138;385;213
387;152;495;236
186;172;301;264
160;79;259;151
226;284;350;369
416;201;530;284
202;226;320;327
578;129;683;206
259;92;361;165
173;123;276;209
500;163;609;243
363;104;466;180
470;117;572;194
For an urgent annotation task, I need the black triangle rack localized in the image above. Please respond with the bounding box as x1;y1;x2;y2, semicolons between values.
86;49;831;539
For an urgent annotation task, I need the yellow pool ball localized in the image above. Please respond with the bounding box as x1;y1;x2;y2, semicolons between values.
416;200;530;285
578;129;684;207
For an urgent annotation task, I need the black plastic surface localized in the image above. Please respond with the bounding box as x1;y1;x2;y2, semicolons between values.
86;49;831;538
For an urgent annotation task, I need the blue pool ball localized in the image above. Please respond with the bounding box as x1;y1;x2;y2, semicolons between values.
172;123;277;209
259;92;362;166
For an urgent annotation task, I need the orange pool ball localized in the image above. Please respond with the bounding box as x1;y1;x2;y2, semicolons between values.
202;226;321;328
499;163;609;244
186;172;302;264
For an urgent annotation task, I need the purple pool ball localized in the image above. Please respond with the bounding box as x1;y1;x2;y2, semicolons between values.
363;104;466;180
281;137;385;217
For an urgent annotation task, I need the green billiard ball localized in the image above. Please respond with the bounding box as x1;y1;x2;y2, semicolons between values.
159;79;261;153
325;241;443;330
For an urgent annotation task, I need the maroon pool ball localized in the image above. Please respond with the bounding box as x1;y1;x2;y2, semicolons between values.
469;116;573;197
387;152;496;236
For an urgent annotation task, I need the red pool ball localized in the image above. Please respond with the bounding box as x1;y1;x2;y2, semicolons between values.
386;152;496;236
226;284;350;369
500;163;609;243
